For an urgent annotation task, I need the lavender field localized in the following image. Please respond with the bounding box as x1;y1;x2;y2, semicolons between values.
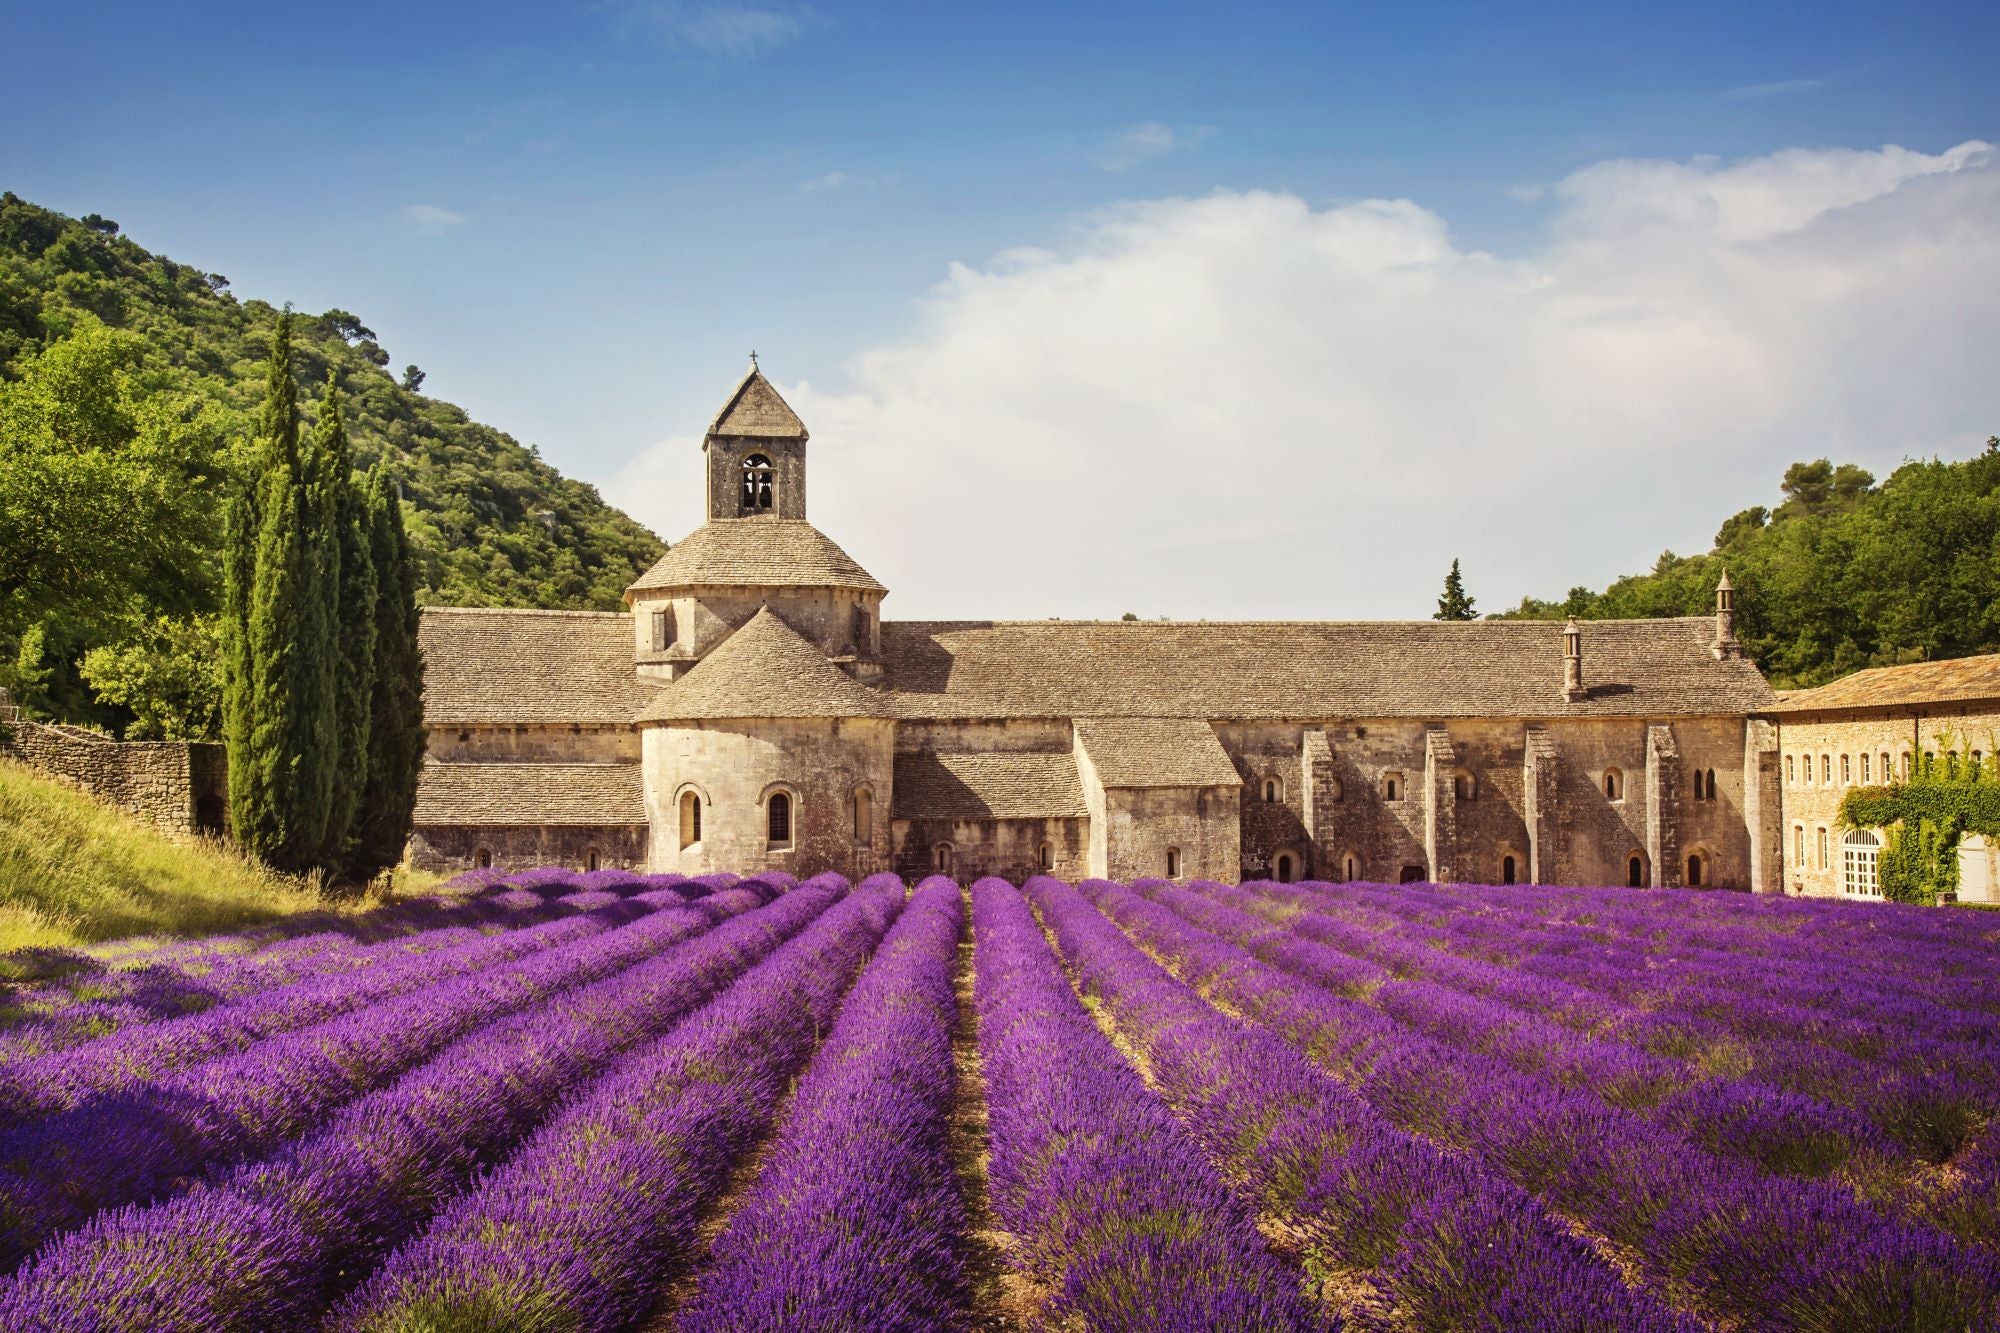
0;869;1993;1331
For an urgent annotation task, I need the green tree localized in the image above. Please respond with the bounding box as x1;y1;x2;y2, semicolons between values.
1434;558;1477;620
352;465;427;878
316;379;377;864
77;615;223;740
227;315;338;872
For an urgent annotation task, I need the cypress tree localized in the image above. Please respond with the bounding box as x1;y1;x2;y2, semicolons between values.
318;378;377;866
353;464;427;877
225;312;345;873
224;314;303;857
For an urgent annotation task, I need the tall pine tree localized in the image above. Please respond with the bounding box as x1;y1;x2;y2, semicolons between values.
1434;558;1478;621
224;314;339;873
352;463;427;877
318;378;377;864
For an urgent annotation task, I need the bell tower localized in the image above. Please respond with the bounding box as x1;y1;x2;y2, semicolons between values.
704;357;808;522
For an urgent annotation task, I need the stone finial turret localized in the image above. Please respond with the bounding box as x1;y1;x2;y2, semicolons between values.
1711;568;1741;660
1562;618;1587;702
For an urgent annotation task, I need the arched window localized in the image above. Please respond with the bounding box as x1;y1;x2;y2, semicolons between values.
1263;777;1281;803
1166;847;1182;878
679;790;702;849
1880;752;1892;783
1794;824;1805;867
1707;769;1718;800
1899;750;1912;779
1038;842;1053;872
852;787;872;845
1275;853;1296;883
1860;753;1871;784
767;791;792;848
741;453;775;510
1453;769;1475;801
1685;852;1702;887
1502;854;1517;885
1786;754;1795;785
935;842;954;875
1820;754;1831;784
1604;768;1624;801
1840;754;1851;785
1343;853;1358;882
1627;853;1645;888
474;847;493;870
1383;772;1403;802
585;848;602;872
1842;829;1882;897
1816;826;1830;871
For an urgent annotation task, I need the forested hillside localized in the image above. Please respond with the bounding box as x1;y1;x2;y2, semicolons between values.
1495;447;2000;689
0;193;664;736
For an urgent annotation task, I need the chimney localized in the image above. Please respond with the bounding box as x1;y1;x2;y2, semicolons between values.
1562;619;1586;702
1711;568;1741;660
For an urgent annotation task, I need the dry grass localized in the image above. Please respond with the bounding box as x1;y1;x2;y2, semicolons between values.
0;759;375;958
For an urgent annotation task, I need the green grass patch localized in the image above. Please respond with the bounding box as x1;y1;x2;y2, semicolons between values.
0;759;345;953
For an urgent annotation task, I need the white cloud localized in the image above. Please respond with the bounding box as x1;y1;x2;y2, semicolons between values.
1094;121;1215;172
1723;78;1824;100
401;203;466;231
615;140;2000;622
619;2;810;58
799;170;897;192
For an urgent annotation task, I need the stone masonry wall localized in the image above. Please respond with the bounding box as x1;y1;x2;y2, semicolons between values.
892;816;1088;884
1;717;224;838
407;824;648;874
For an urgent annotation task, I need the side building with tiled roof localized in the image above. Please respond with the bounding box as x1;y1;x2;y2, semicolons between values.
1765;652;2000;900
409;363;1796;889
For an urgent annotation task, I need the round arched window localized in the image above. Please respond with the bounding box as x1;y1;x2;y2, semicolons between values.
741;453;774;510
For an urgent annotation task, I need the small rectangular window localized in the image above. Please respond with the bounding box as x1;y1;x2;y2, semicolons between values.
651;609;668;650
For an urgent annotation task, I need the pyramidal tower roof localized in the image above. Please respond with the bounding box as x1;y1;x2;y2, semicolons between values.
637;606;885;721
709;363;807;440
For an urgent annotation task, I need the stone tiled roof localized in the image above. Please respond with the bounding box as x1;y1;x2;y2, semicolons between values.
1075;717;1241;788
1767;652;2000;715
413;762;645;826
419;608;662;725
892;751;1089;820
625;521;885;595
709;366;807;439
878;617;1775;720
638;607;888;722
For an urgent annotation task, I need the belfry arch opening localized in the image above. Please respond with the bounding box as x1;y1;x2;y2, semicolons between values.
741;453;774;511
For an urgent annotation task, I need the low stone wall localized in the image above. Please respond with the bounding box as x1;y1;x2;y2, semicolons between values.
0;716;226;838
407;823;649;874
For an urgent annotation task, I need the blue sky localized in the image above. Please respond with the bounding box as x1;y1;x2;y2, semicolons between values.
5;2;1998;617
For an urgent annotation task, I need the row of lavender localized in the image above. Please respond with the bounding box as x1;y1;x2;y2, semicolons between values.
0;869;1992;1328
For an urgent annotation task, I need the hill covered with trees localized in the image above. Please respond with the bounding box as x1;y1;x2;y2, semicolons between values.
0;193;664;736
1494;446;2000;689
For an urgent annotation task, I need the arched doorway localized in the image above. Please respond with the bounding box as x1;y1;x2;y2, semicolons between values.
1275;853;1296;883
1399;864;1427;884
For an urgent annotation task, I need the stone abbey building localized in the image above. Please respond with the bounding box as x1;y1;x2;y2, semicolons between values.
410;365;1786;889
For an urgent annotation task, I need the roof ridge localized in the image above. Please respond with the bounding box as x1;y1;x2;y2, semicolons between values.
879;616;1714;628
420;605;630;620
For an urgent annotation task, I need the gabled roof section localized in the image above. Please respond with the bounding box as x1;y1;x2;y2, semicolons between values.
413;762;646;826
892;751;1089;820
638;607;887;722
1076;717;1241;788
878;617;1776;720
709;365;807;440
1768;652;2000;714
419;607;662;725
625;521;885;596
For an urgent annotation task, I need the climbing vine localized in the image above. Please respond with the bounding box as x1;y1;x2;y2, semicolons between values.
1840;738;2000;905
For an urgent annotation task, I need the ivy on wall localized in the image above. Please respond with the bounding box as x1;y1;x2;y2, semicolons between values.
1840;739;2000;905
